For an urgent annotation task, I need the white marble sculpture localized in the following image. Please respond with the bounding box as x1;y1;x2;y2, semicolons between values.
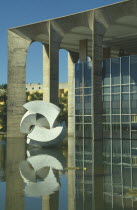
19;149;66;197
20;101;66;147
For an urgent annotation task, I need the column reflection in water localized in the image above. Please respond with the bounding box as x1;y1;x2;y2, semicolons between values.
19;147;66;210
6;138;25;210
103;139;137;209
0;140;6;210
68;137;75;210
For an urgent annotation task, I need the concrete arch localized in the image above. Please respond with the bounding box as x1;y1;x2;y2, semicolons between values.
103;15;137;57
95;0;137;37
50;11;93;51
60;26;92;57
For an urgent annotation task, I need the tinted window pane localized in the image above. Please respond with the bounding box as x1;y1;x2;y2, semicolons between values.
75;96;82;115
84;96;91;115
131;93;137;100
75;124;83;138
112;86;120;93
131;123;137;131
121;56;129;84
112;115;120;123
130;55;137;84
112;124;120;138
84;124;92;138
122;93;129;101
75;63;82;88
103;87;110;94
104;95;110;101
121;115;130;122
102;59;110;86
103;124;111;139
132;131;137;139
75;116;83;123
75;88;83;95
112;94;120;101
84;62;91;87
112;101;120;108
111;58;120;85
122;101;129;114
131;84;137;92
122;124;130;139
84;116;92;123
103;115;110;123
84;88;91;95
131;101;137;114
112;108;120;114
122;85;129;92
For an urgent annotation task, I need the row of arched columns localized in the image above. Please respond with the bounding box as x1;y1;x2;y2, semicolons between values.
7;0;137;140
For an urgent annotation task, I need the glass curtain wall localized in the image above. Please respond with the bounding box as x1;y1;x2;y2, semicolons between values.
75;61;92;139
75;61;93;209
102;55;137;140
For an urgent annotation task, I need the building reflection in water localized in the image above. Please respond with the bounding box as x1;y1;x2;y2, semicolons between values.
70;136;137;210
4;136;137;209
5;138;25;210
103;139;137;209
73;136;104;210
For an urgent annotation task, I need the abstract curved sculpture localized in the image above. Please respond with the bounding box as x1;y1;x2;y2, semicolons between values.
20;101;67;147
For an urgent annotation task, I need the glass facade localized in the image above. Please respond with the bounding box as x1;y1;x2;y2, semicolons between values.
75;61;92;139
103;55;137;140
75;55;137;140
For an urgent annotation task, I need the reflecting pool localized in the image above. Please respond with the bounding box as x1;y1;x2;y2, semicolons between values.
0;137;137;209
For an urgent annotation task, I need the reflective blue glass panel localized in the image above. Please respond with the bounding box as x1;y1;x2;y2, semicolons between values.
102;59;110;86
111;58;120;85
121;56;129;84
130;55;137;84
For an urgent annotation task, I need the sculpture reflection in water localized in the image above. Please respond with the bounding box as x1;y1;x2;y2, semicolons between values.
19;148;66;198
20;101;67;147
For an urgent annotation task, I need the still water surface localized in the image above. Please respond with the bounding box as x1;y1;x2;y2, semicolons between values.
0;137;137;210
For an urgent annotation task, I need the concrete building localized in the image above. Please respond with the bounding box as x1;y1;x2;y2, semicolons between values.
26;83;43;92
7;0;137;140
26;82;68;98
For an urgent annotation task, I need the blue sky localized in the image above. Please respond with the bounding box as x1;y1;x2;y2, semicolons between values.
0;0;123;85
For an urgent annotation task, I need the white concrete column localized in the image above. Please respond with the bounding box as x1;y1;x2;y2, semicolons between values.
91;11;104;210
43;45;50;102
92;12;103;140
43;23;60;106
68;136;75;210
7;31;31;138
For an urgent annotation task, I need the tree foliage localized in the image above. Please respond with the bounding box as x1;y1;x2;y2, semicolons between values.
58;91;68;125
0;103;7;132
26;91;43;102
0;84;7;103
0;84;7;131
